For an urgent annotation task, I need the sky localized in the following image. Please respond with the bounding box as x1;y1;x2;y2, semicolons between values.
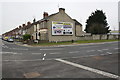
0;0;119;35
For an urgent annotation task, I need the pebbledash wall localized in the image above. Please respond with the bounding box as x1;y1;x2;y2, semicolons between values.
47;10;76;42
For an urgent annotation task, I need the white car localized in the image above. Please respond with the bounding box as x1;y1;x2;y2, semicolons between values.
8;38;14;42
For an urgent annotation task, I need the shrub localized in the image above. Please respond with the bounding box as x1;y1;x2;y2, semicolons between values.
23;34;31;41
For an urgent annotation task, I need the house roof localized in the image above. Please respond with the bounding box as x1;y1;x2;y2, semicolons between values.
44;12;59;19
73;19;82;26
24;9;82;30
37;12;59;23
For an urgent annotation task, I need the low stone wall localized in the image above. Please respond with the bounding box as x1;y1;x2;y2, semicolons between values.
76;35;93;40
76;34;119;40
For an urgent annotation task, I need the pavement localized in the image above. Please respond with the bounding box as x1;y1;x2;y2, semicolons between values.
1;40;119;79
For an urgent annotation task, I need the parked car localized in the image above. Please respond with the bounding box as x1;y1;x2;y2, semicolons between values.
7;38;14;42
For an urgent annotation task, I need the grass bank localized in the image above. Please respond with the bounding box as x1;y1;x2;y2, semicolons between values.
30;39;118;46
76;39;118;44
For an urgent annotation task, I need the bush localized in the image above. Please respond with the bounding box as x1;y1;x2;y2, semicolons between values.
23;34;31;41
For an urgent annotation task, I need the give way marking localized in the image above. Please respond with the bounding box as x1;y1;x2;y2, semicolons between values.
56;59;119;79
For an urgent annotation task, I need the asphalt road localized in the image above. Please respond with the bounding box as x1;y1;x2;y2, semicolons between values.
1;40;119;79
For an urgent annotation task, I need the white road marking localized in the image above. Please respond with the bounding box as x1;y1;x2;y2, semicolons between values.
100;54;106;55
102;49;108;51
89;54;97;57
97;50;103;52
56;59;119;79
87;50;95;52
2;46;8;48
106;52;112;54
40;48;62;50
32;53;41;54
114;48;119;50
69;51;79;53
42;58;45;60
1;52;22;55
10;48;28;50
1;52;13;53
49;52;61;54
80;46;98;49
44;53;46;56
2;43;4;46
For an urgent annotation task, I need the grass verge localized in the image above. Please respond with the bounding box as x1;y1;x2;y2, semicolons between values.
30;39;118;46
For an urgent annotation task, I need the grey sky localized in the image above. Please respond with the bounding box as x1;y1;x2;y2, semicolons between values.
0;0;119;35
118;1;120;22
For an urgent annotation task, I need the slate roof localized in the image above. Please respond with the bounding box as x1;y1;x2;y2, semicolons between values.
73;19;82;26
29;11;82;28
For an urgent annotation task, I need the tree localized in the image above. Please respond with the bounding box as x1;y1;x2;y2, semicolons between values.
23;34;31;41
84;10;111;34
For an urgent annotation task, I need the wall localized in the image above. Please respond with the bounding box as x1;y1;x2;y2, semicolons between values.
47;12;76;42
75;25;84;36
76;34;119;40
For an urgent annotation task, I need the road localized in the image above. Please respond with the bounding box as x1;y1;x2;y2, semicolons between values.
1;40;119;79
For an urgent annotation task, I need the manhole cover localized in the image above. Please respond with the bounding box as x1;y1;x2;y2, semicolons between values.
23;72;41;78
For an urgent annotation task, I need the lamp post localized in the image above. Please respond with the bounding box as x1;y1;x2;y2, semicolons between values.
36;24;37;40
33;18;38;41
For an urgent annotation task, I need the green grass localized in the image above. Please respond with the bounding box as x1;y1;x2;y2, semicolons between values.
76;39;118;44
30;39;118;46
31;41;72;46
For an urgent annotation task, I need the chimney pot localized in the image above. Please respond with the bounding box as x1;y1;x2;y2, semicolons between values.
59;8;65;13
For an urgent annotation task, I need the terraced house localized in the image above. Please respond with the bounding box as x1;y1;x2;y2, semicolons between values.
31;8;84;42
2;8;85;42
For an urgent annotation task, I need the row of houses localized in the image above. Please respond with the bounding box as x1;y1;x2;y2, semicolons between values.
2;8;85;42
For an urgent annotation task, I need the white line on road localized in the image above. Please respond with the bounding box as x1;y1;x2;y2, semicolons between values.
114;48;119;50
97;50;103;52
2;46;8;48
1;52;22;55
87;50;95;52
44;53;46;56
106;52;112;54
69;51;79;53
102;49;108;51
49;52;61;54
100;54;106;55
1;52;13;53
32;53;41;54
42;58;45;60
40;48;62;50
10;48;28;50
56;59;119;79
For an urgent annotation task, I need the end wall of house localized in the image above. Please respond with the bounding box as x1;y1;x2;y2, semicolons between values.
47;12;76;42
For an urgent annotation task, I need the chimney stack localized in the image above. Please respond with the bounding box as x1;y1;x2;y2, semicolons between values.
19;25;22;29
27;21;31;25
33;18;36;23
59;8;65;13
43;12;48;18
22;24;26;27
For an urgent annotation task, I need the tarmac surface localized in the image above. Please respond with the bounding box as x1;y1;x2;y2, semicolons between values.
1;40;119;79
